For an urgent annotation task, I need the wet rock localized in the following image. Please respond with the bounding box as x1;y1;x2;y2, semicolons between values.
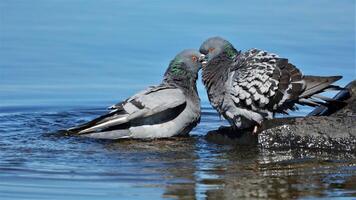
206;80;356;152
205;126;258;146
258;116;356;152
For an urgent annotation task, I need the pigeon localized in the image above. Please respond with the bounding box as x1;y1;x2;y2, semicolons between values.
199;36;343;133
66;49;205;139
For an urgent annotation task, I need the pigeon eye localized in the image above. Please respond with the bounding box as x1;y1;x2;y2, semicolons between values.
208;48;215;53
191;56;198;62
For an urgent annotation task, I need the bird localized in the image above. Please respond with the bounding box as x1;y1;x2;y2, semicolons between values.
66;49;205;139
199;36;343;134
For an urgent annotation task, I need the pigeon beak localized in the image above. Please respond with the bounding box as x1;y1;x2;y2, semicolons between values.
199;54;207;68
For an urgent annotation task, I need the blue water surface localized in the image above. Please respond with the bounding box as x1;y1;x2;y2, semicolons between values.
0;0;355;199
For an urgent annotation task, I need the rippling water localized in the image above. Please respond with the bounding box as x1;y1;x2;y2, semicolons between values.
1;0;355;199
1;105;355;199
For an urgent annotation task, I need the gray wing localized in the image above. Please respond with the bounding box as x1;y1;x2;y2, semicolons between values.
67;85;187;136
229;49;304;116
108;84;172;110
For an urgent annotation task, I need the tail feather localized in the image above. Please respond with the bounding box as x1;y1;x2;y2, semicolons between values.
299;98;327;107
308;81;354;116
324;85;344;91
299;75;342;98
296;75;346;111
78;115;129;134
67;112;117;133
311;94;337;102
66;110;130;136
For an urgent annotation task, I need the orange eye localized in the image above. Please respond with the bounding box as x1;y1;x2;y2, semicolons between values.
208;48;215;53
191;56;198;62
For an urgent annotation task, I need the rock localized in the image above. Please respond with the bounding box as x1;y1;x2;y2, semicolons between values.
205;80;356;152
258;116;356;152
205;126;258;146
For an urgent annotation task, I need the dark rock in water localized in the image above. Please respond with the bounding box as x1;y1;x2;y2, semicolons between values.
206;80;356;152
258;116;356;152
205;126;258;146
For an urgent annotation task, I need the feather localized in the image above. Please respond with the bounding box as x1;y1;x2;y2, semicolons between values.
300;75;342;98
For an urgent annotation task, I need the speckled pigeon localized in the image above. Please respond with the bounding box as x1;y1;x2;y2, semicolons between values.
199;36;343;133
67;49;204;139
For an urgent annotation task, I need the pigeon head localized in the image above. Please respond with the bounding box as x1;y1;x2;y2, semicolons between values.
199;37;239;65
163;49;205;88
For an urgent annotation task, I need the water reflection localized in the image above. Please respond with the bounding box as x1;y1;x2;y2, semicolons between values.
203;147;356;199
99;136;356;199
105;138;198;199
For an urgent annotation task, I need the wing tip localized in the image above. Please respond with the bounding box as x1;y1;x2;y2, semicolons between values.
330;75;343;82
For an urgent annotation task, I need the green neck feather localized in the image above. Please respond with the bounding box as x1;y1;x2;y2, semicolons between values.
170;58;183;75
224;44;237;59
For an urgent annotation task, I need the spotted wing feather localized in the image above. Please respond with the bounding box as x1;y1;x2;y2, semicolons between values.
230;49;304;117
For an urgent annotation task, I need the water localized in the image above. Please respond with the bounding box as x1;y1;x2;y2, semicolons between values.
0;0;355;199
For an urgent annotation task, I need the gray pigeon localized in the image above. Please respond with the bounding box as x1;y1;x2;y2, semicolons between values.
67;49;205;139
199;37;343;133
